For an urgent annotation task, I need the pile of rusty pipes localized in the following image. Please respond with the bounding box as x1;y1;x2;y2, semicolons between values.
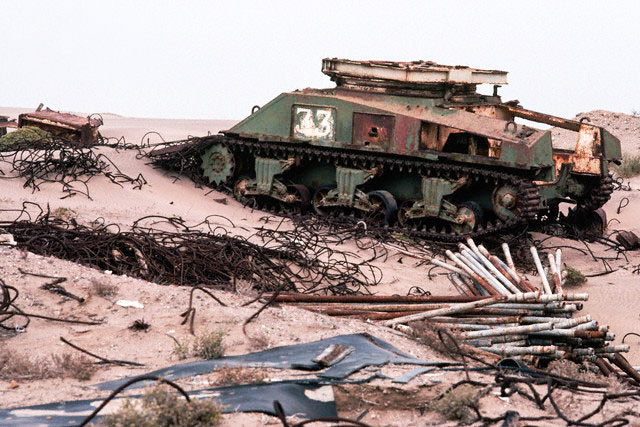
268;238;636;377
381;238;628;365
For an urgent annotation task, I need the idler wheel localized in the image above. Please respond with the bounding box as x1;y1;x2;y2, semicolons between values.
312;185;336;216
492;184;519;220
201;143;235;185
365;190;398;226
453;201;483;234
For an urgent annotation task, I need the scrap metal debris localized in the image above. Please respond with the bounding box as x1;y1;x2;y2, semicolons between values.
0;205;381;296
0;136;146;198
18;107;102;145
273;238;635;380
0;116;17;137
616;230;640;251
95;333;456;391
0;380;339;425
0;277;100;334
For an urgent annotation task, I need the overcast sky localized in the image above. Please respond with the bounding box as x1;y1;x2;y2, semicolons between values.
3;1;639;120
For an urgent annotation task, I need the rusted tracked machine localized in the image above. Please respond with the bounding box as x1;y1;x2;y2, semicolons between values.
151;59;621;240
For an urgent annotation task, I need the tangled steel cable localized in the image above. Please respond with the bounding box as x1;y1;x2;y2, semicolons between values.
0;136;146;199
0;204;382;296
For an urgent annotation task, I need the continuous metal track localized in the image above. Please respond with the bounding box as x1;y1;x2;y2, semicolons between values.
579;174;614;211
151;135;542;242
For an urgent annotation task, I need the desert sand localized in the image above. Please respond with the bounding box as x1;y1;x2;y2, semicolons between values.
1;106;640;425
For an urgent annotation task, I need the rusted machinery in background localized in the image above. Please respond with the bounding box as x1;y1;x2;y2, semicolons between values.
17;105;102;145
151;58;622;241
0;116;17;137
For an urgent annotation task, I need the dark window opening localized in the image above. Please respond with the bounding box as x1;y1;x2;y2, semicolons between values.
442;133;489;156
368;127;378;138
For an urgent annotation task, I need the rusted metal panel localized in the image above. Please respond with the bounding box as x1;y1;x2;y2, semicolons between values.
499;104;583;132
419;121;439;151
352;112;394;149
18;109;102;145
0;116;17;137
0;116;17;128
331;92;546;147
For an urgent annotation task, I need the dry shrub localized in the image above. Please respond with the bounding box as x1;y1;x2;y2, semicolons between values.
615;153;640;178
213;364;267;386
91;278;118;298
0;349;96;381
171;330;226;360
99;385;222;427
564;266;587;287
0;126;51;150
430;384;479;422
51;207;77;221
193;330;226;359
249;329;271;351
171;338;191;360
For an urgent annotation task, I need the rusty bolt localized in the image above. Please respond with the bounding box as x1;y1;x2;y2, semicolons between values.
501;193;516;209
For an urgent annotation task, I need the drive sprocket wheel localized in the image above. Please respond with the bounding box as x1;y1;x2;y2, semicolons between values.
201;143;235;185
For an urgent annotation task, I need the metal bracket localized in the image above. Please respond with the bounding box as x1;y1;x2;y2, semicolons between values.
255;157;294;194
335;166;378;204
422;176;466;217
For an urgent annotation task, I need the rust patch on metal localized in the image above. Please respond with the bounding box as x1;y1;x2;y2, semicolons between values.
18;109;102;145
352;113;395;149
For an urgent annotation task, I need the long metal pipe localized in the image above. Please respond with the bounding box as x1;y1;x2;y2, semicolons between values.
548;253;563;295
528;327;599;337
267;293;588;304
457;274;487;296
460;321;554;339
498;242;537;294
449;273;474;296
445;250;499;296
520;316;574;324
478;244;529;293
466;239;521;294
530;246;552;295
465;335;528;347
477;345;557;356
266;294;487;303
610;353;640;383
428;316;522;324
297;303;451;312
382;292;541;327
431;259;466;276
553;315;592;329
459;249;511;295
595;345;630;354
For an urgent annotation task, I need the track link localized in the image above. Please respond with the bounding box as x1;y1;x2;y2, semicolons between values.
151;135;542;242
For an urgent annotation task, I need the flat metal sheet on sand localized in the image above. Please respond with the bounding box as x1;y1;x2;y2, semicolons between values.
0;382;337;426
96;333;456;391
